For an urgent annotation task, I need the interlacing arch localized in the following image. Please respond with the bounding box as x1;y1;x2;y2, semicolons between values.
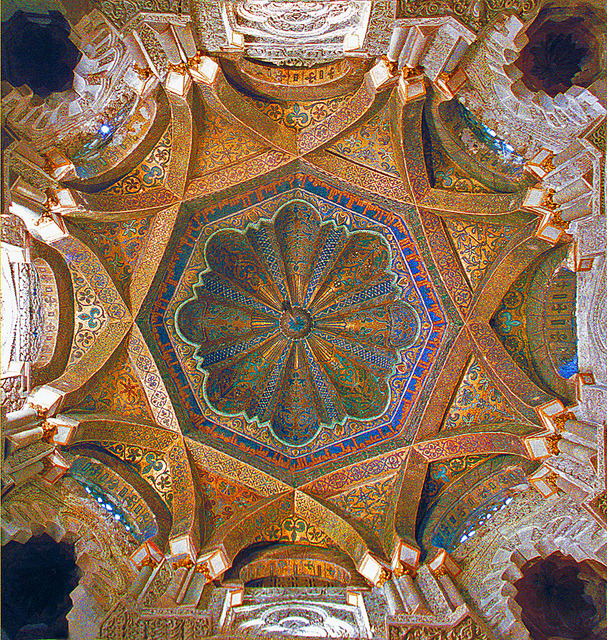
1;476;138;639
474;494;607;639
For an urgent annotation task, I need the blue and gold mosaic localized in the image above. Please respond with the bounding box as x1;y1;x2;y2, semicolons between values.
149;173;446;473
175;200;421;447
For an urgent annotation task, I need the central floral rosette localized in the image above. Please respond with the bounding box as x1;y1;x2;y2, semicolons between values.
176;200;420;446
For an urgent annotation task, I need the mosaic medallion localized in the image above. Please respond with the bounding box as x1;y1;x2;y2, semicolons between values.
149;174;447;476
175;200;420;446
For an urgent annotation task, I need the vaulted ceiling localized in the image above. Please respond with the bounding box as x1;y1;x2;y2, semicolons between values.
2;0;601;610
54;60;557;562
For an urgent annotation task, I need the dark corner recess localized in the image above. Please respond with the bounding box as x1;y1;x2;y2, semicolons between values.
1;533;81;640
1;10;82;99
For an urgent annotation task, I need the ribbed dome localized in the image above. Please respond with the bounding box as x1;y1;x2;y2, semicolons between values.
176;200;420;446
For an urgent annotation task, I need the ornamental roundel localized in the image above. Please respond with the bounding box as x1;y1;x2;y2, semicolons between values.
151;174;446;474
175;200;420;446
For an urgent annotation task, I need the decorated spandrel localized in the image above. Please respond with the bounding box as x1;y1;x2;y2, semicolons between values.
176;200;420;446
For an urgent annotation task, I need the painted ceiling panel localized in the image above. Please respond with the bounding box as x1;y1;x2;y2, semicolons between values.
0;2;598;633
73;346;155;424
327;103;400;177
193;107;268;177
326;474;396;540
490;245;577;402
67;263;109;369
243;94;355;132
175;199;420;446
72;216;154;298
101;124;173;197
442;217;517;290
198;468;264;530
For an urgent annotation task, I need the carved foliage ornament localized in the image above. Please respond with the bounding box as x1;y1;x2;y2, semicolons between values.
99;602;212;639
230;601;362;637
388;617;490;639
223;0;372;65
93;0;181;29
397;0;541;30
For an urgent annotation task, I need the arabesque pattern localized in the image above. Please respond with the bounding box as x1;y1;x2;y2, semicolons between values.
420;455;493;511
176;200;420;446
252;516;333;547
77;353;153;423
442;217;516;290
105;125;172;196
68;264;108;368
193;107;267;176
101;441;174;508
198;469;262;528
74;216;153;294
328;103;400;176
442;354;521;431
328;475;395;539
154;175;445;474
243;94;353;131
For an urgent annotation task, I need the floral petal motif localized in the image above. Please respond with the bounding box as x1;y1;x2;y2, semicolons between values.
308;232;392;314
177;295;277;349
274;200;321;305
306;333;391;420
205;334;289;418
271;343;322;446
316;300;420;350
205;230;283;310
176;200;421;446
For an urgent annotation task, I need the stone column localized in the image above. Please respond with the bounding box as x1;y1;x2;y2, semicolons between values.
172;23;197;59
4;406;39;432
552;178;591;205
399;573;427;614
127;564;154;598
123;33;150;69
150;25;183;64
564;419;598;446
6;426;45;451
383;577;406;615
399;27;433;69
558;438;596;461
436;570;465;608
555;475;589;502
387;26;408;63
560;195;592;221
